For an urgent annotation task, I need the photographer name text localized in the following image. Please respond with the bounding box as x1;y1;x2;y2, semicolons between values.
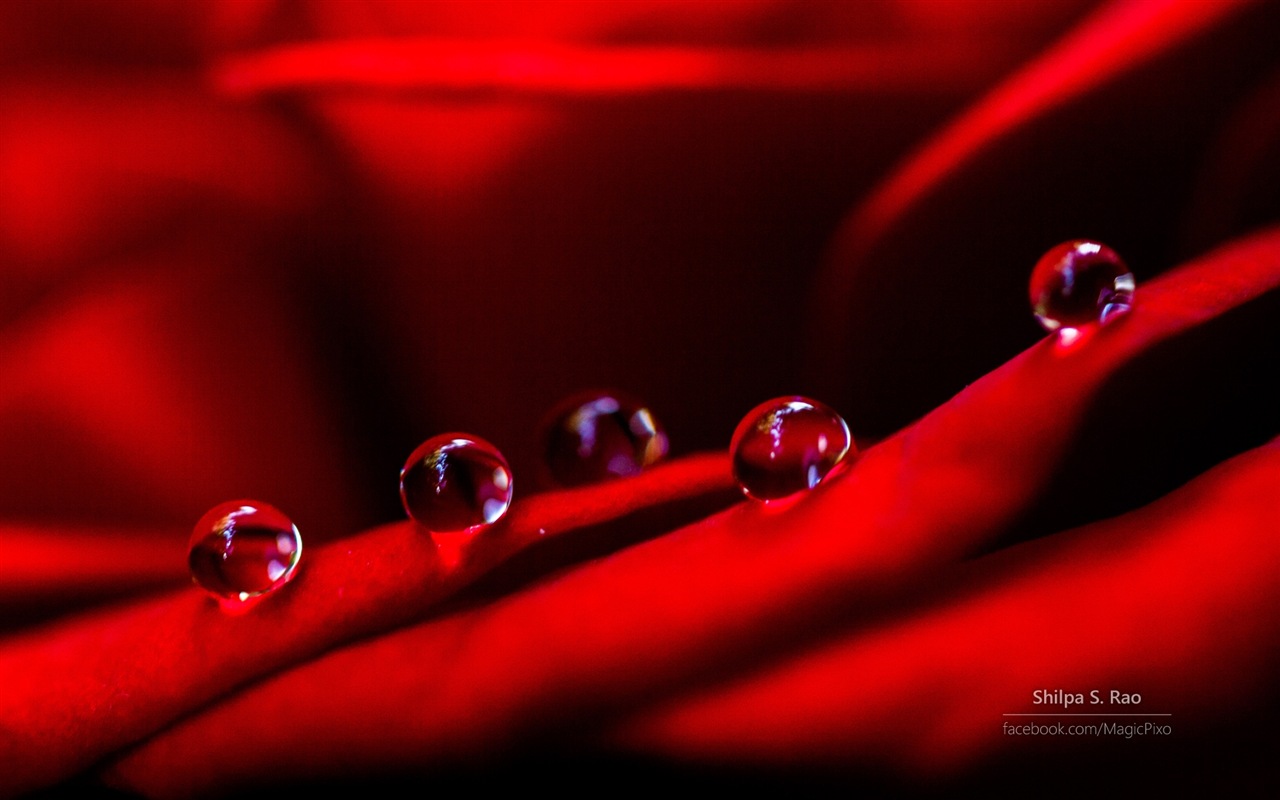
1033;689;1141;708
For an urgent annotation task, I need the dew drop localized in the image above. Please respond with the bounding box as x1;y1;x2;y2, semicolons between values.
730;397;853;502
539;390;669;487
188;500;302;603
1030;240;1134;334
400;433;513;537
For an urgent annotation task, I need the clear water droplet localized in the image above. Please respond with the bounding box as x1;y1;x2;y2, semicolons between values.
400;433;513;535
189;500;302;602
540;390;669;487
1030;240;1134;333
730;396;853;502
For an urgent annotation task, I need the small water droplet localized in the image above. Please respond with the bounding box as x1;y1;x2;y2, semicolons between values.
1030;240;1134;334
730;397;853;502
400;434;513;537
189;500;302;603
539;390;669;487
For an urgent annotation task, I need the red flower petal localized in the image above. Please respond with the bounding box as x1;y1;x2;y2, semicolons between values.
0;454;731;796
93;227;1280;796
616;439;1280;783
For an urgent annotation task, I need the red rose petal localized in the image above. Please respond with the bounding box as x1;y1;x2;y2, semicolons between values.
807;0;1275;436
100;228;1280;796
213;39;1017;98
0;453;731;796
0;245;365;532
615;439;1280;781
0;524;185;629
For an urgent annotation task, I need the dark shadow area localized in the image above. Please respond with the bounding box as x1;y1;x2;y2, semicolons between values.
1000;281;1280;546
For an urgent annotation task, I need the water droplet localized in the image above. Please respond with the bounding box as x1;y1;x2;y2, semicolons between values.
539;390;669;487
1030;240;1134;333
189;500;302;603
730;396;853;502
400;433;513;535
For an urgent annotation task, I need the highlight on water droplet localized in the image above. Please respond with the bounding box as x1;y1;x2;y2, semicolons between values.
400;433;514;552
188;500;302;604
1029;240;1135;335
730;396;854;502
539;389;669;487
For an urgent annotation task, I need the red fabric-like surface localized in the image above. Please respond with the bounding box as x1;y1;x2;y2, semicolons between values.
618;439;1280;778
0;454;731;795
98;230;1280;796
2;0;1279;796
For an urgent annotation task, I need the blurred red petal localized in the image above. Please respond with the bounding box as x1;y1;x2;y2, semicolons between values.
807;0;1277;436
0;82;322;278
0;524;185;627
213;39;1017;97
821;0;1252;259
0;244;363;531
